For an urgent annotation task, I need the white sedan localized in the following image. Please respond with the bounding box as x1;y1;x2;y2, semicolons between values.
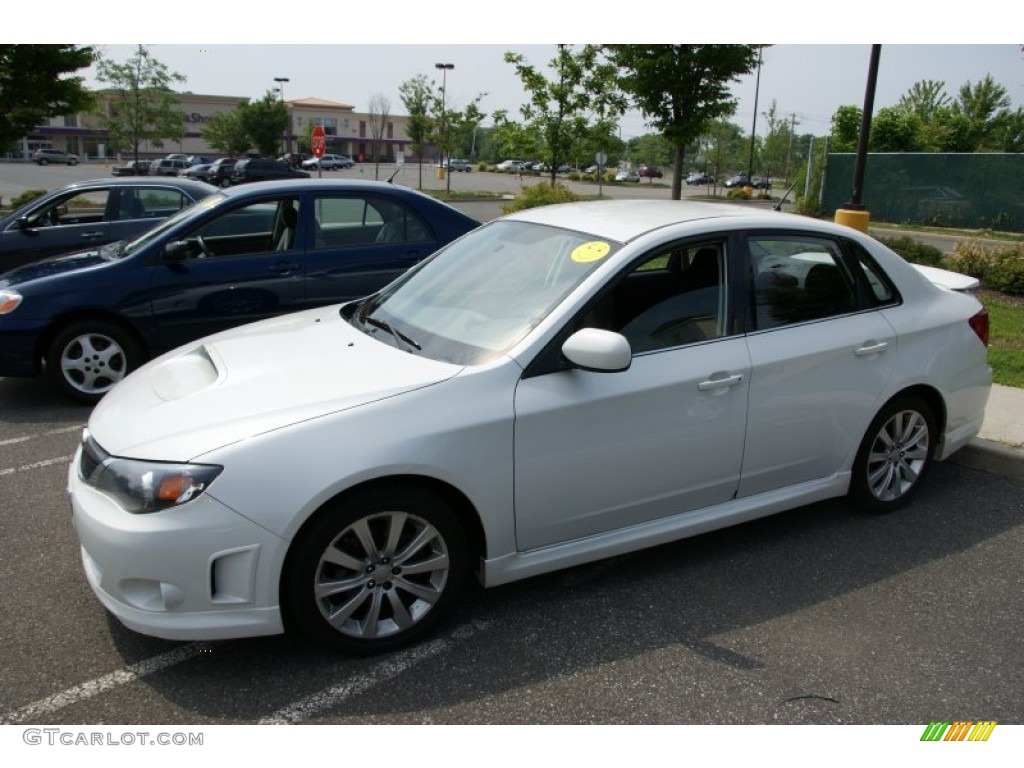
69;201;991;654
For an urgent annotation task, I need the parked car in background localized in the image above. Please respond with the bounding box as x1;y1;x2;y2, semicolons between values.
150;158;190;176
615;170;641;183
0;176;215;272
638;166;663;179
231;159;310;185
302;154;355;171
685;172;715;185
206;158;238;187
181;163;214;181
0;179;479;402
64;200;991;654
445;159;472;172
496;159;526;171
186;155;213;167
724;174;771;190
279;153;313;169
111;161;151;177
32;148;79;166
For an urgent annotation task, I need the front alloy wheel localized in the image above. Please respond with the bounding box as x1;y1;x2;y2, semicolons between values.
45;320;142;404
851;395;936;513
284;487;468;654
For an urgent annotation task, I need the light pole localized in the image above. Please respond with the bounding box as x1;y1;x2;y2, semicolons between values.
274;77;290;154
435;62;454;192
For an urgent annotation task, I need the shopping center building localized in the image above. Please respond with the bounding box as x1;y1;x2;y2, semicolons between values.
7;91;417;162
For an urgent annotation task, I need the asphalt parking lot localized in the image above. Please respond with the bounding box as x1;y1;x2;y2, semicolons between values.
0;162;1021;735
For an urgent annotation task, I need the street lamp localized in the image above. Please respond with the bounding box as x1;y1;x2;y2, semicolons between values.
435;62;454;192
274;77;290;154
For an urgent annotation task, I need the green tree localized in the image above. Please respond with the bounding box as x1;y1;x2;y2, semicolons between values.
952;74;1012;151
505;45;625;185
627;133;673;170
608;44;761;199
95;45;186;163
398;74;434;189
201;106;250;157
829;105;862;153
870;106;923;152
367;92;391;179
0;44;95;153
239;92;288;157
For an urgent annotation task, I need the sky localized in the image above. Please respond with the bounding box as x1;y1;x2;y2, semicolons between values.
15;1;1024;140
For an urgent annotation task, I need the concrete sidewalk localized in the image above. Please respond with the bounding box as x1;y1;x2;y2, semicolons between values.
954;383;1024;481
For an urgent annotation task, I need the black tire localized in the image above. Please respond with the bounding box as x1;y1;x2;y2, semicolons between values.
850;395;936;513
38;158;48;166
68;158;78;166
283;485;469;654
45;319;143;404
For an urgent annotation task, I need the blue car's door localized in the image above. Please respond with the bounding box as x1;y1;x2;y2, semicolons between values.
145;197;305;352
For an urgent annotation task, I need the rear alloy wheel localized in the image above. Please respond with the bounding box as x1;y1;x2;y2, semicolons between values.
284;486;469;654
45;320;142;404
851;395;936;513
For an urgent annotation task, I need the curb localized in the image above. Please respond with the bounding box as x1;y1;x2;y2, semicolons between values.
949;437;1024;483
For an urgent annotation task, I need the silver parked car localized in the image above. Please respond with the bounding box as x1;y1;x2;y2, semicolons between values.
69;200;991;654
32;148;79;165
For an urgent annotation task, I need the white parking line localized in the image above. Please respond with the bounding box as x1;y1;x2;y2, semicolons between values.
0;424;83;447
0;645;200;725
0;454;74;479
260;621;490;724
0;455;74;477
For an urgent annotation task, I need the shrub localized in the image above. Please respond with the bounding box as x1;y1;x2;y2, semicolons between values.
10;189;47;208
947;241;994;279
501;182;582;214
985;246;1024;296
727;187;751;200
876;235;945;267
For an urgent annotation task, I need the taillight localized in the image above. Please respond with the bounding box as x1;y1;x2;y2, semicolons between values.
968;308;989;347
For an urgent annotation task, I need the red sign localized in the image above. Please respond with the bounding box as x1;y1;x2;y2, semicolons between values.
311;126;326;158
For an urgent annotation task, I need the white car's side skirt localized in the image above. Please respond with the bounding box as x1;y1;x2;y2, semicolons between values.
479;473;851;587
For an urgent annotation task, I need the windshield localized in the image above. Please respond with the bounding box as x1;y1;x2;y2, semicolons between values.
119;193;227;257
355;220;621;365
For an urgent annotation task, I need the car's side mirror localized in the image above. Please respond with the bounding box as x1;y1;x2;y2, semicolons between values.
15;216;35;232
163;240;190;262
562;328;632;372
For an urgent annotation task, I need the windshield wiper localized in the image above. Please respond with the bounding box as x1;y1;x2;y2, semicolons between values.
364;316;421;351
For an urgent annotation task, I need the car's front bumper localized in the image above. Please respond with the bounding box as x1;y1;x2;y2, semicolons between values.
68;450;288;641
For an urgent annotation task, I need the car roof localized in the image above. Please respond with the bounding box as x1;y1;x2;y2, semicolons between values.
216;178;444;200
501;200;868;245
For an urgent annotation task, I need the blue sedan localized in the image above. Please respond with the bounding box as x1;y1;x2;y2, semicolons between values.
0;179;479;402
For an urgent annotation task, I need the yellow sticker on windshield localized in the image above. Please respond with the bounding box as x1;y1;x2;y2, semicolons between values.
571;241;611;263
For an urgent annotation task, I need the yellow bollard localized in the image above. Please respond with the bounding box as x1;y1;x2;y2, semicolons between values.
834;208;870;233
437;167;445;180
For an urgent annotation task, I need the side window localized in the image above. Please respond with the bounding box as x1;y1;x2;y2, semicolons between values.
311;196;431;249
583;242;728;354
187;198;299;258
115;188;190;221
846;240;899;306
29;190;110;227
748;236;857;330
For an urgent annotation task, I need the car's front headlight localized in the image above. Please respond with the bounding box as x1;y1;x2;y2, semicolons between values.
79;433;222;514
0;289;23;315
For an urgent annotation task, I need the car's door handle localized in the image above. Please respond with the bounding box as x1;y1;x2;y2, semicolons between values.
268;262;299;274
698;374;744;391
854;341;889;357
80;231;104;239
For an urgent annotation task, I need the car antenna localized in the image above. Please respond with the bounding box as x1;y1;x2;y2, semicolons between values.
386;167;402;184
773;182;799;211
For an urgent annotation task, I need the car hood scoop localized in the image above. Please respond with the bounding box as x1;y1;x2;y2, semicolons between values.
88;307;461;460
